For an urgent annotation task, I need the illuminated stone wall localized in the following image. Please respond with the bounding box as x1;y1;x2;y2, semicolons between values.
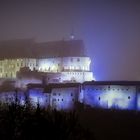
27;86;79;110
0;58;37;78
37;57;94;82
37;57;91;72
61;57;91;71
25;83;140;111
60;71;93;83
37;58;62;72
136;87;140;110
83;85;137;110
49;87;79;110
1;83;140;111
0;91;25;104
0;56;94;83
28;88;49;107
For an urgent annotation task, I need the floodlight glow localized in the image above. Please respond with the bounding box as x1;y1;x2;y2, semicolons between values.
84;86;136;110
29;89;47;107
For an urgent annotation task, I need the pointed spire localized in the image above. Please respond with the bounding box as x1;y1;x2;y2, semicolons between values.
70;28;75;40
70;33;75;40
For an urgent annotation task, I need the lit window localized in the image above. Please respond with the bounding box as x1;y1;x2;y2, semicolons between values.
71;66;74;70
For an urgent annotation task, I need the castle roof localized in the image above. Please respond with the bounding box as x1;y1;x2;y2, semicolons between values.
0;39;86;59
27;83;81;93
83;81;140;86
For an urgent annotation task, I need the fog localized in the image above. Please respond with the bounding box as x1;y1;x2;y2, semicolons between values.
0;0;140;80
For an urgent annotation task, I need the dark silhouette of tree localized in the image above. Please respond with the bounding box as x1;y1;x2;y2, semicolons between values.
0;99;95;140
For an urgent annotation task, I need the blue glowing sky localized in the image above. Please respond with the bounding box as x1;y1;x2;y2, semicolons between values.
0;0;140;80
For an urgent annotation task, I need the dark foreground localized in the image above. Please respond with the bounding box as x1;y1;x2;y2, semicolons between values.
0;102;140;140
78;106;140;140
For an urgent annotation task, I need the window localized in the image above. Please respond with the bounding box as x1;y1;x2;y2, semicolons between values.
71;58;73;62
128;96;130;99
53;93;56;96
98;97;101;100
62;99;63;101
77;58;80;62
71;93;73;96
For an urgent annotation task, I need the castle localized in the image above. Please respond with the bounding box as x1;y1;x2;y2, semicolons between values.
0;39;140;111
0;39;94;88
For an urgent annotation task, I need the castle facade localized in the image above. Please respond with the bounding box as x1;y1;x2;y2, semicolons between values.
0;39;94;87
0;81;140;111
0;39;139;111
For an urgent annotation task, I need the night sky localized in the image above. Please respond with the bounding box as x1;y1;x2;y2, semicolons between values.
0;0;140;81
